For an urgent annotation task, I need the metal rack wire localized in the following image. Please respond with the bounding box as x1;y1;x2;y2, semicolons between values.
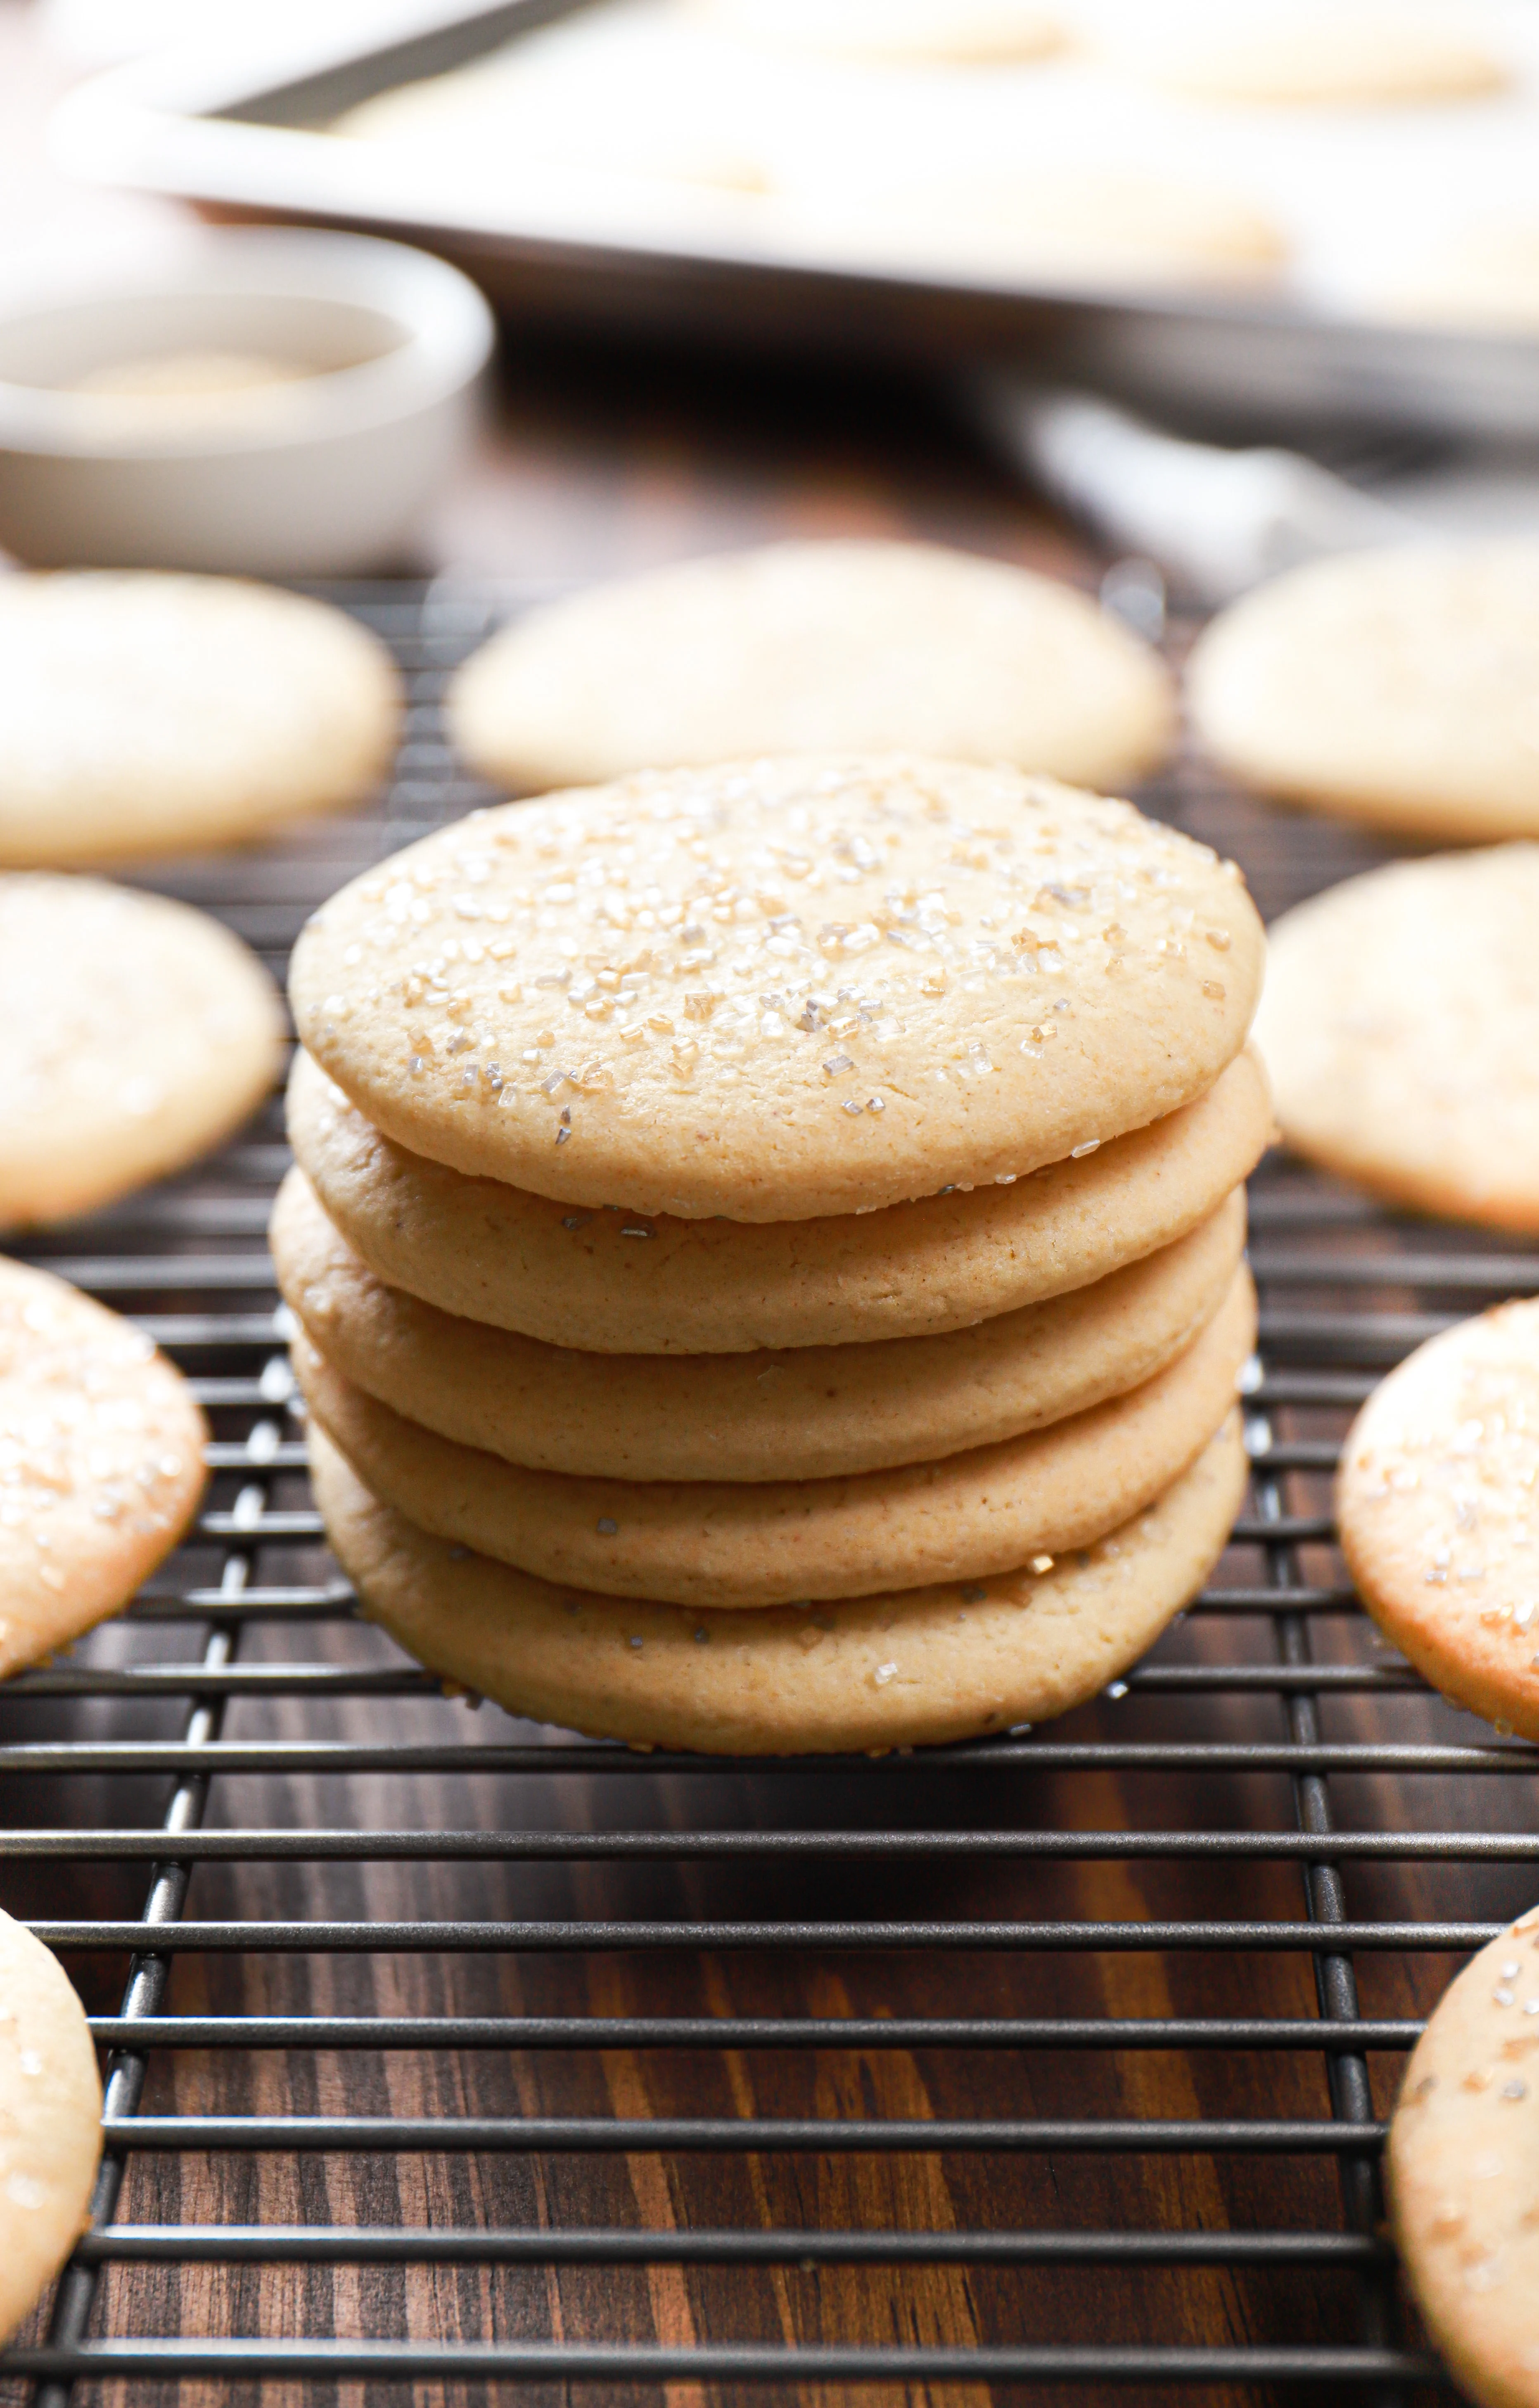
0;581;1525;2400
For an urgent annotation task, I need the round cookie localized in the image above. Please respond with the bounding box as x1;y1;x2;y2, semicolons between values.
1338;1301;1539;1739
0;1258;206;1675
0;1912;102;2345
294;1265;1254;1607
448;543;1174;796
789;168;1285;291
1380;223;1539;333
273;1165;1245;1482
287;1042;1270;1352
1188;545;1539;844
336;31;772;194
1254;847;1539;1229
313;1409;1247;1753
0;573;401;866
695;0;1062;64
1390;1904;1539;2408
0;875;287;1227
1096;5;1506;106
289;757;1264;1222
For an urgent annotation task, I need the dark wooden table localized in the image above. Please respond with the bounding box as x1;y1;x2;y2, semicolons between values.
421;326;1091;588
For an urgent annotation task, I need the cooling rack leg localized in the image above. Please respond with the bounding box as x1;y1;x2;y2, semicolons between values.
31;1500;261;2408
1254;1452;1406;2408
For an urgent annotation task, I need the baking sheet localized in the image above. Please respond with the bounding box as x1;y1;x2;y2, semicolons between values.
49;0;1539;439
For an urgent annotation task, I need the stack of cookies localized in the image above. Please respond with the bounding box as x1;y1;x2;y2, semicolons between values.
279;754;1268;1755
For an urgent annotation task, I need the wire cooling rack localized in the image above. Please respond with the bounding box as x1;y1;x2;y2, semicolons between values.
0;579;1528;2404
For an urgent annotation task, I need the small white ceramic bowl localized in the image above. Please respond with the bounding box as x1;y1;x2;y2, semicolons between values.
0;228;495;574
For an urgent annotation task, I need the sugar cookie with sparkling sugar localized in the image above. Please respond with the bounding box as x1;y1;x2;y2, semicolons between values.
0;1910;102;2344
311;1411;1247;1754
782;165;1285;292
289;757;1263;1222
1390;1903;1539;2408
285;1042;1270;1352
0;572;401;865
1380;221;1539;336
1338;1301;1539;1739
695;0;1061;64
1189;546;1539;843
1254;847;1539;1229
273;1164;1245;1482
0;874;286;1227
294;1267;1253;1607
447;543;1173;795
0;1257;206;1675
1098;2;1506;107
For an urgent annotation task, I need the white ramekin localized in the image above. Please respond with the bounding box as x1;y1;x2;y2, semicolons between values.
0;226;496;574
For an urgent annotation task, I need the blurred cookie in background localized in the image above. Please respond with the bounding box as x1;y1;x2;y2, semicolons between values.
336;9;780;192
0;573;401;866
1254;846;1539;1229
778;164;1286;289
691;0;1063;64
1378;220;1539;332
450;541;1176;793
1188;544;1539;843
1085;1;1507;106
0;1256;206;1675
0;873;285;1226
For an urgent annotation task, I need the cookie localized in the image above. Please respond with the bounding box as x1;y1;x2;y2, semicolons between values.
0;1258;207;1675
448;543;1174;795
0;572;401;866
0;875;287;1227
289;757;1264;1222
1098;5;1506;106
1390;1904;1539;2408
1188;545;1539;844
1254;847;1539;1229
273;1165;1245;1482
312;1409;1246;1753
1337;1301;1539;1739
287;1043;1267;1354
790;167;1285;290
0;1912;102;2345
336;28;773;195
1380;222;1539;332
294;1264;1253;1607
695;0;1061;64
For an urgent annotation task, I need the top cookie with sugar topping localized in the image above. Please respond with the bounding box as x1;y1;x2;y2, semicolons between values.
289;756;1263;1221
